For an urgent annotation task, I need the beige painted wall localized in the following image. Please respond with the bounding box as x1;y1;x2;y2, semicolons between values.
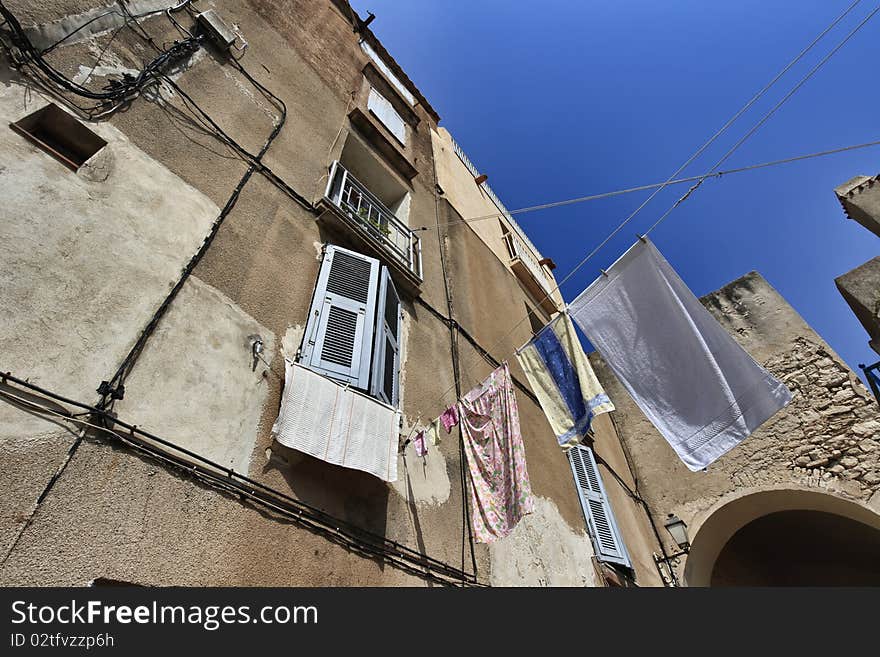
0;0;604;587
431;126;565;312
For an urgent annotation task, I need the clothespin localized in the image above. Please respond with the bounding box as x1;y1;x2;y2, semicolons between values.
400;424;418;451
637;234;647;243
600;268;609;278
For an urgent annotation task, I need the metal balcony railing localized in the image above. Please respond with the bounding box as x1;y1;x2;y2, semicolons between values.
325;161;422;281
861;361;880;405
504;232;553;296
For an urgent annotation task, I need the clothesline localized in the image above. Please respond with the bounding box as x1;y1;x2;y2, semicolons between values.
425;2;880;411
276;0;871;550
417;138;880;232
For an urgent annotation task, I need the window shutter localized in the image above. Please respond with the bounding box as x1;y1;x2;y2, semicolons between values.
568;444;631;568
368;87;406;145
301;245;379;389
370;267;402;407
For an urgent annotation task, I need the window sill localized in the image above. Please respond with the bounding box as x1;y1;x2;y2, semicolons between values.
509;257;559;315
348;107;418;181
362;62;421;127
316;198;423;298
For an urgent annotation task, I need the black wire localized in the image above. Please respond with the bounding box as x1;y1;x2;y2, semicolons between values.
38;7;173;55
415;297;540;406
0;1;201;116
0;372;484;586
0;4;481;585
100;58;296;404
161;75;313;209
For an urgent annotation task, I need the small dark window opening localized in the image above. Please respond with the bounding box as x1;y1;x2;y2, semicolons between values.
10;103;107;171
88;577;145;587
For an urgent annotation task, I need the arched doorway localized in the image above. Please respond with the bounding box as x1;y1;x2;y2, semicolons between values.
711;510;880;585
683;487;880;586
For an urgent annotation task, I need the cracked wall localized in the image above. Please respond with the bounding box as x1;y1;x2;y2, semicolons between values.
0;0;598;587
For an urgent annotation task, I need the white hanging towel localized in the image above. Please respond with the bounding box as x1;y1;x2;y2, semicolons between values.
272;360;399;482
568;239;791;471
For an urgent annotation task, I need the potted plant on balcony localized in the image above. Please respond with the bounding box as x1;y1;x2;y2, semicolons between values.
356;207;392;238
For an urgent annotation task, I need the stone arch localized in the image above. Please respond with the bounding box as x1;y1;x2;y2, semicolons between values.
683;485;880;586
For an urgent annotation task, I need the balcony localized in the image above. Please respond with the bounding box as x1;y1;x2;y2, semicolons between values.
862;361;880;405
319;161;422;292
504;232;558;315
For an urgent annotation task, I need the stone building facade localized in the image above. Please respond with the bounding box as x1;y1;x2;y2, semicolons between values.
834;174;880;358
1;1;878;588
591;271;880;586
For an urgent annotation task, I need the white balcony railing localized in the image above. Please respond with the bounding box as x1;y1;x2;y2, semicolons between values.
450;135;556;311
504;232;554;297
325;161;422;281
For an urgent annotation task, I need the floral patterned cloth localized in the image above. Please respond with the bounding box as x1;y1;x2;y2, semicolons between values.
459;362;534;543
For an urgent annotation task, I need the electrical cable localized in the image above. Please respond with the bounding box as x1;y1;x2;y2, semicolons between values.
418;138;880;231
37;7;170;55
99;57;294;407
0;2;201;102
427;1;878;407
644;2;880;236
416;0;864;232
0;375;484;586
5;2;870;584
0;4;482;586
429;152;478;581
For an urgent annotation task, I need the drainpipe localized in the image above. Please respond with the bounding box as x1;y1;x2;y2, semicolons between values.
608;412;680;587
430;147;477;580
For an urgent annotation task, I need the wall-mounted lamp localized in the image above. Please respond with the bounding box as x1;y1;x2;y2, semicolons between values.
474;173;488;185
653;513;690;587
663;513;690;551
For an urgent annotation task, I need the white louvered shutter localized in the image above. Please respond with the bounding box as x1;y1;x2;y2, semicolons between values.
301;245;379;389
568;444;631;568
368;87;406;145
370;267;401;407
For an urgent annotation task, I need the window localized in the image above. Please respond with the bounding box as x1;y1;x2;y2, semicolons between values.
367;87;406;145
568;444;631;568
300;245;402;406
360;40;415;105
10;103;107;171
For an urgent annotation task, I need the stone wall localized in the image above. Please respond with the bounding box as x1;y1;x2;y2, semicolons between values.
592;270;880;585
762;337;879;499
835;174;880;239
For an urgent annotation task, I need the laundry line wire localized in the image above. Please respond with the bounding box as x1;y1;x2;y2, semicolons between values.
0;376;482;585
644;2;880;237
415;0;864;234
419;138;880;231
427;0;877;407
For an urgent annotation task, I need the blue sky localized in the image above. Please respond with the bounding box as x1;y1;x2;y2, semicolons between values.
352;0;880;376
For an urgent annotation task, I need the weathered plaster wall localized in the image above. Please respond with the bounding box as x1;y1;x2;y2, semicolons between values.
0;84;220;435
0;80;219;556
489;496;598;587
592;271;880;584
112;277;276;475
431;126;564;310
1;0;607;587
431;127;510;265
